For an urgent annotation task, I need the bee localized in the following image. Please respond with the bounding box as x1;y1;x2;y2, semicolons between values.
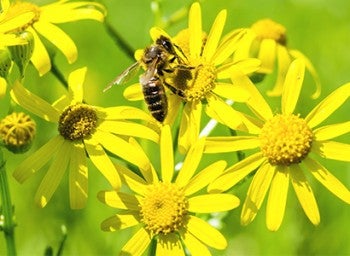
104;35;189;123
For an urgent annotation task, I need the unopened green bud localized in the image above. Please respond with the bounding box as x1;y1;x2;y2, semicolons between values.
0;48;12;78
0;112;36;154
8;31;34;77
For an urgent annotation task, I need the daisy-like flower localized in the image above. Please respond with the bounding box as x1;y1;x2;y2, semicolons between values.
205;59;350;231
98;125;240;255
6;0;106;76
233;18;321;98
124;2;261;153
10;67;159;209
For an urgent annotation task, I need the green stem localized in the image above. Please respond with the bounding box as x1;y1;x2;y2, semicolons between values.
0;149;17;256
104;20;135;60
50;61;68;89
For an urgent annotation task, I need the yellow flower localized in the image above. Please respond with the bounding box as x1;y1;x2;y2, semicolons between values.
0;0;36;47
98;125;240;255
233;18;321;98
124;2;260;153
205;59;350;231
10;67;159;209
6;0;106;76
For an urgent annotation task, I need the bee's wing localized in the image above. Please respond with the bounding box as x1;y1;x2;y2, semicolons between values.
139;58;158;86
103;62;141;92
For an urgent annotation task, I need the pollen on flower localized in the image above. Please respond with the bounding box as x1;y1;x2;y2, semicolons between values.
251;18;287;45
171;62;216;102
6;2;41;32
259;114;313;166
139;182;188;235
58;104;98;141
0;112;36;153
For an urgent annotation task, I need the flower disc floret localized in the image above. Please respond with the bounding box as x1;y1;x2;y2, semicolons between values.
58;103;98;141
140;182;188;235
178;62;216;102
252;18;287;45
259;114;313;165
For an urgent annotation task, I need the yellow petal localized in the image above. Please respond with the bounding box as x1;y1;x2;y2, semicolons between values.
312;141;350;162
290;164;320;225
84;136;121;189
97;120;159;143
68;67;87;103
69;142;88;209
99;105;154;123
267;45;291;97
97;190;140;210
208;152;265;193
257;39;276;73
160;125;174;183
232;71;273;121
149;26;172;42
163;93;182;125
94;130;152;174
212;29;247;66
128;138;158;184
101;213;140;232
157;233;184;256
216;58;261;79
123;83;143;101
120;228;151;256
189;2;202;59
52;95;70;111
28;27;51;75
184;160;226;196
204;136;260;153
33;21;77;63
186;215;227;250
281;58;305;115
178;101;202;154
205;93;247;131
35;140;72;207
115;163;150;196
202;9;226;61
41;2;106;23
10;80;60;122
176;138;205;188
266;166;289;231
0;10;35;33
212;82;250;102
188;194;240;213
305;82;350;128
289;49;321;99
179;228;211;256
303;157;350;204
13;135;64;183
0;77;7;98
241;163;275;226
313;121;350;141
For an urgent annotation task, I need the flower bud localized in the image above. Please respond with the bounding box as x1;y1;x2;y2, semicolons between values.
0;112;36;154
0;48;12;78
8;31;34;77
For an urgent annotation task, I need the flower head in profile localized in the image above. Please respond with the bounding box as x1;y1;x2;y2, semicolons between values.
6;0;106;76
124;2;260;153
10;67;159;209
205;59;350;231
98;125;240;255
233;18;321;98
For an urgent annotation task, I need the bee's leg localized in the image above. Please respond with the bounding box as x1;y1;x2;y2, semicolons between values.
164;81;186;98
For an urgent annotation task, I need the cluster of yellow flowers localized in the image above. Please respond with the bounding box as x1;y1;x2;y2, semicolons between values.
0;0;349;255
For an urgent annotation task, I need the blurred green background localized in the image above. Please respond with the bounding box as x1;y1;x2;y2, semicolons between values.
1;0;350;255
